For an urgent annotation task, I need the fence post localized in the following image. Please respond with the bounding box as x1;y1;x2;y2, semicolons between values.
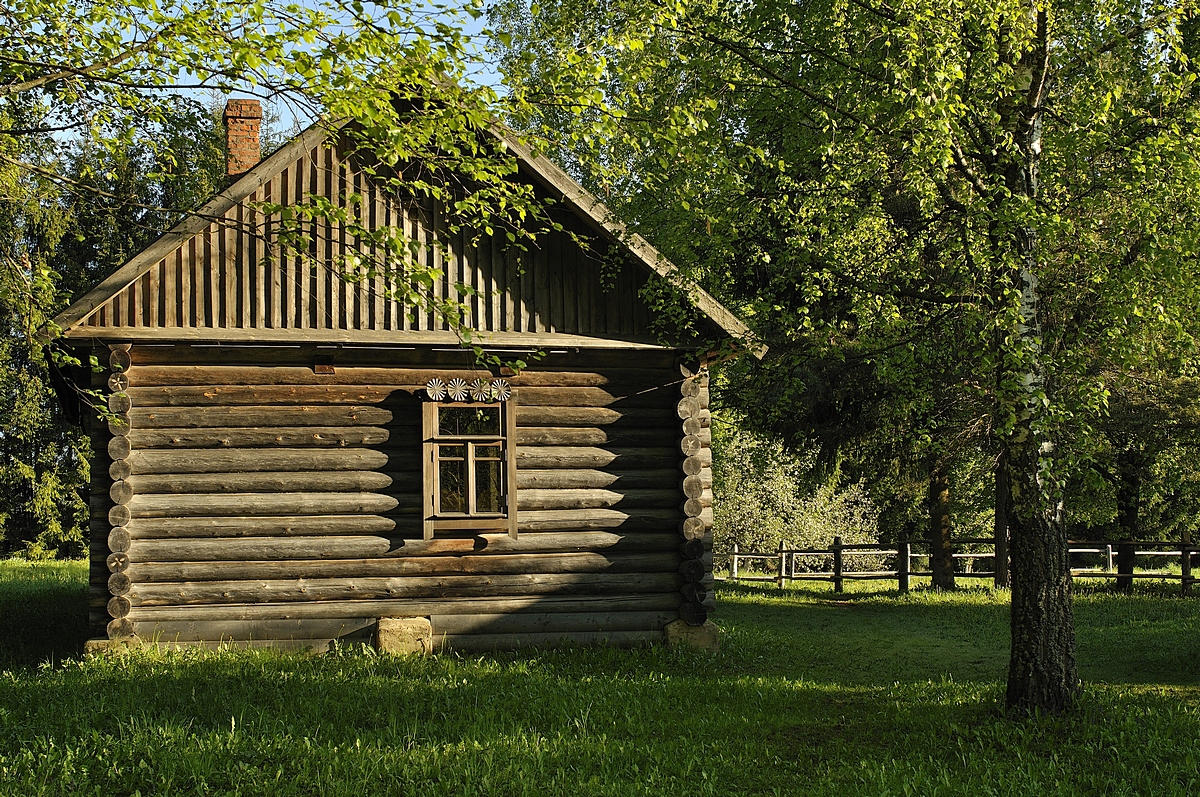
777;540;786;590
832;536;844;594
731;543;739;581
1183;534;1192;598
1106;544;1114;572
898;531;910;594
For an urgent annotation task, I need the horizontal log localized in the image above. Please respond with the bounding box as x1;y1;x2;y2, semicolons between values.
126;385;412;406
122;471;411;495
121;448;392;475
109;436;131;460
515;427;678;447
515;469;680;490
126;365;673;389
109;528;131;552
108;596;131;619
127;593;684;622
126;515;400;539
127;531;682;561
517;509;681;532
516;447;679;469
126;572;683;606
431;610;674;635
129;405;400;429
109;393;132;414
126;492;403;518
512;387;676;408
437;630;661;651
107;552;129;573
515;406;675;428
123;552;683;583
131;618;377;643
126;345;680;370
518;489;681;511
125;427;394;449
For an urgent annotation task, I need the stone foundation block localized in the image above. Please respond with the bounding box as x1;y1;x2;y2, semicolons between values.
377;617;433;655
663;619;720;652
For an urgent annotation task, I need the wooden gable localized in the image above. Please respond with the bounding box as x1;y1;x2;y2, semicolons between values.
57;128;708;348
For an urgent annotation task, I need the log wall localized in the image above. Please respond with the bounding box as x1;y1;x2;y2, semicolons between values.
94;343;713;650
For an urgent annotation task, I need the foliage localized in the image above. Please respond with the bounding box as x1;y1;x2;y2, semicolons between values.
491;0;1200;712
711;416;881;568
4;560;1200;794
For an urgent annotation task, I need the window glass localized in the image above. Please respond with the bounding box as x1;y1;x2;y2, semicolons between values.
438;406;501;436
438;451;467;513
475;459;503;513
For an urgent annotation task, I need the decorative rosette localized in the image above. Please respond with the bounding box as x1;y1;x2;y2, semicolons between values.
425;378;447;401
446;378;470;402
470;378;492;402
490;379;511;401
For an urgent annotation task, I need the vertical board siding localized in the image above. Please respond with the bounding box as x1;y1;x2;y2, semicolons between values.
104;352;685;647
81;143;652;337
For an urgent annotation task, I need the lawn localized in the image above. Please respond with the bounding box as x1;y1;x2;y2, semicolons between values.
2;560;1199;796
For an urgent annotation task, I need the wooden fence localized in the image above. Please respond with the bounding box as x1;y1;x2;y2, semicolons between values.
726;536;1197;596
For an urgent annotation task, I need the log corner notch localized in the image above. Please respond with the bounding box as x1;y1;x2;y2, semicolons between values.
105;343;136;641
677;362;714;626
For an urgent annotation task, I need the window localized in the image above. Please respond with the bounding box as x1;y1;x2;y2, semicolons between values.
422;400;517;539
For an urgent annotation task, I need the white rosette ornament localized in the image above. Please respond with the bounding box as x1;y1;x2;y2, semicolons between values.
490;379;511;401
425;378;447;401
470;378;492;402
446;378;470;402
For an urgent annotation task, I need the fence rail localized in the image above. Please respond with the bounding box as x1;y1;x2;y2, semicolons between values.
726;536;1196;595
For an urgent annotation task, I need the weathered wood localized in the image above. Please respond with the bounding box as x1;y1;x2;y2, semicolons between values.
110;481;133;505
108;595;131;618
515;406;674;428
431;610;673;635
678;601;708;626
126;572;683;606
108;414;131;435
107;617;134;638
106;552;129;573
680;435;704;456
129;617;377;642
129;405;398;429
680;538;704;560
109;393;133;413
108;527;131;552
676;396;698;419
516;446;678;469
679;559;706;582
515;426;678;447
126;531;681;561
108;436;131;460
123;552;682;583
682;456;704;476
434;630;662;651
125;365;673;388
109;460;133;481
682;474;710;499
680;581;707;604
682;498;705;518
126;492;401;518
109;505;131;526
517;509;681;532
108;572;131;595
512;386;676;408
123;470;406;495
122;448;391;475
515;468;680;490
125;426;393;449
109;346;132;371
127;592;684;622
125;514;400;539
518;489;682;511
108;372;130;392
126;385;411;406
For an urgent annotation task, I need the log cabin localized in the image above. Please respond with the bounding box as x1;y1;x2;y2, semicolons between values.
53;99;756;653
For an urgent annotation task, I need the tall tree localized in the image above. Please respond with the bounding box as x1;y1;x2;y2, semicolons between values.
492;0;1200;713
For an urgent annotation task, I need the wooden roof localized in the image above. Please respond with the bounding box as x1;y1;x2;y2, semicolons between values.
54;120;759;354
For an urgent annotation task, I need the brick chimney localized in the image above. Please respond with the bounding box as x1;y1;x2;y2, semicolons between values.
223;99;262;176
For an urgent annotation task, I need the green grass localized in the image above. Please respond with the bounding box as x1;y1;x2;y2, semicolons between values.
2;560;1200;795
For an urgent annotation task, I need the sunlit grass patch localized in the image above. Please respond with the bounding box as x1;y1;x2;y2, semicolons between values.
3;565;1200;795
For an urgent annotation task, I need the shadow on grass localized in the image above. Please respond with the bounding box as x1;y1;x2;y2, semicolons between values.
0;560;88;670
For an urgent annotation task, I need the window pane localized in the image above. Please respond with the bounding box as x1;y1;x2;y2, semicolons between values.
438;406;501;436
475;444;502;460
439;458;467;513
437;444;465;460
475;459;503;513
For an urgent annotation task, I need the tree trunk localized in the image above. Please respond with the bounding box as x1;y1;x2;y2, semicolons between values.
994;449;1010;588
1114;448;1142;592
928;462;955;590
